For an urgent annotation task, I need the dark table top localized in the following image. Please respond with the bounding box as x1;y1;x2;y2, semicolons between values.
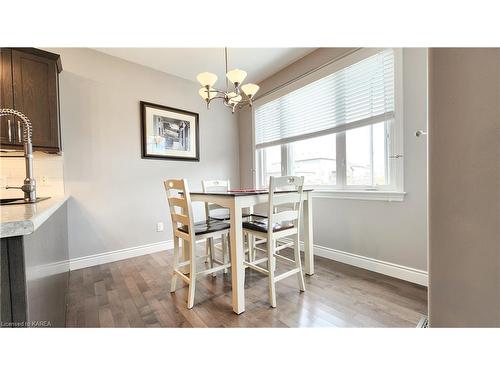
189;189;313;196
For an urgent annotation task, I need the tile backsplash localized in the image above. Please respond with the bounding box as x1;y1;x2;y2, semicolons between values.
0;152;65;198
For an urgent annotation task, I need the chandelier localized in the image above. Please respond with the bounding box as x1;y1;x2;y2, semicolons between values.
197;48;260;113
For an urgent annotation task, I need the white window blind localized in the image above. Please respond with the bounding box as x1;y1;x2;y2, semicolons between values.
254;49;395;148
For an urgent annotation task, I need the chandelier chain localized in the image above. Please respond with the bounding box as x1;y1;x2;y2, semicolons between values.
225;47;228;92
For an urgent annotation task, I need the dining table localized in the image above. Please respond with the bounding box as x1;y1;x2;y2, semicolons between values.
189;188;314;314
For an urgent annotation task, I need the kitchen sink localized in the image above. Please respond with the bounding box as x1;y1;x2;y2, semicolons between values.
0;197;50;205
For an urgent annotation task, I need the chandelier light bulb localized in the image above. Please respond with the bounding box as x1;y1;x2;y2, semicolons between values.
229;95;242;105
196;72;218;87
199;87;218;100
241;83;260;98
226;69;247;85
227;92;242;105
198;88;210;100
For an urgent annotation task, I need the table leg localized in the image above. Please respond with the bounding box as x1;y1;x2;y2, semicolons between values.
303;192;314;275
229;199;245;314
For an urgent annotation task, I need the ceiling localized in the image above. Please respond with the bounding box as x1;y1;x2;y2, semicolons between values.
94;48;315;86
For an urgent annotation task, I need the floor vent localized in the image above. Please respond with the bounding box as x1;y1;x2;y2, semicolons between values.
416;315;428;328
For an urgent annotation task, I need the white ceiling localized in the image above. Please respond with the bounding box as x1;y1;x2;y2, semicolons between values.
94;48;315;86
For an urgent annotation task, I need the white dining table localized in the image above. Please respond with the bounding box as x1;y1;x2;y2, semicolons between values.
189;189;314;314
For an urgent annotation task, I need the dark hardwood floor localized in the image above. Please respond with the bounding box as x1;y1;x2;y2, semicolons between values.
66;247;427;328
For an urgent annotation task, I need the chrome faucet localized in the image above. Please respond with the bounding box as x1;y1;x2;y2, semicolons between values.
0;109;36;203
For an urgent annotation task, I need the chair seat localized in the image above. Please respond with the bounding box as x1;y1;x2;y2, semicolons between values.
209;212;252;221
242;214;294;233
179;219;230;236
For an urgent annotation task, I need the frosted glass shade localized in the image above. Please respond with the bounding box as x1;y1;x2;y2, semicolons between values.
199;88;210;100
199;88;217;100
196;72;218;87
226;69;247;84
241;83;260;98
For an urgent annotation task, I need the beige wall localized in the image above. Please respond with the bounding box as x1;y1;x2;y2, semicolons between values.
428;48;500;327
47;48;240;260
238;48;428;275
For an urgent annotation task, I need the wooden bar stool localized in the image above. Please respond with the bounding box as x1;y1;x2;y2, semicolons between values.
242;176;306;308
164;179;231;309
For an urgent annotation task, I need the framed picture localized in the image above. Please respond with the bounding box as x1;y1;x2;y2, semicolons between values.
140;101;199;161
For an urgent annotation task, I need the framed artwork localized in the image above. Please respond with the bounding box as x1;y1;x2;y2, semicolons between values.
140;101;199;161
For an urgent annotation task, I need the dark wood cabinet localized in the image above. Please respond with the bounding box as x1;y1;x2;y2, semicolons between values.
0;48;62;153
0;49;14;146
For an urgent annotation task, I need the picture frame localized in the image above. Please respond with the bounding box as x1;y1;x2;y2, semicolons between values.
140;101;200;161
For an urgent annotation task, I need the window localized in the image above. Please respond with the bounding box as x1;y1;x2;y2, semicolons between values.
258;144;281;183
254;49;403;196
290;134;336;186
345;121;389;187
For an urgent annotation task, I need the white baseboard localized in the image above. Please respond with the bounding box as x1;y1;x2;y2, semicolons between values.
31;260;71;279
69;238;428;287
69;240;174;271
312;243;428;286
278;238;427;286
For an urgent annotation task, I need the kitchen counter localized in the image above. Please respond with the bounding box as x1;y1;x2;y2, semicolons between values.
1;195;69;326
0;195;69;238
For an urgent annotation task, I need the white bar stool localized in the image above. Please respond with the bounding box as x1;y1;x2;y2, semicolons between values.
164;179;231;309
242;176;306;308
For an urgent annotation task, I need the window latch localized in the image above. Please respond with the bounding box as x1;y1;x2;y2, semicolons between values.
389;154;404;159
415;130;427;137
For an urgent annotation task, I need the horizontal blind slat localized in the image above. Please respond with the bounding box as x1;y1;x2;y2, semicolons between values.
255;49;394;146
256;112;395;149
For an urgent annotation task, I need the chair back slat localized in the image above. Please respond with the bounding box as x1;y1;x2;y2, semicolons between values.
165;179;185;190
173;228;191;241
272;192;301;207
202;179;231;191
167;196;188;211
273;210;299;223
270;176;304;189
202;179;230;219
164;179;195;238
267;176;304;235
171;213;190;226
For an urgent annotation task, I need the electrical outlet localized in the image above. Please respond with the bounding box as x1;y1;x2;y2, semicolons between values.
40;176;49;186
156;222;164;232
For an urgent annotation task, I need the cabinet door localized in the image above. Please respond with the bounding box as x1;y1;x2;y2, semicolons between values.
0;48;15;146
1;239;13;324
11;49;60;151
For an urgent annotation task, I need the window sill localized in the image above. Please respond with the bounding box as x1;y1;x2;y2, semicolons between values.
311;189;406;202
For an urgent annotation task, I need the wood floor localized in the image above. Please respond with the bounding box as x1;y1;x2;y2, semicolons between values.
66;247;427;328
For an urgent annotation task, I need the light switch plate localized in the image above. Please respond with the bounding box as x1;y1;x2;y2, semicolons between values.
156;222;164;232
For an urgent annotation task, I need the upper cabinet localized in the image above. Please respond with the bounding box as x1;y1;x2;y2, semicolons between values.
0;48;62;153
0;49;14;146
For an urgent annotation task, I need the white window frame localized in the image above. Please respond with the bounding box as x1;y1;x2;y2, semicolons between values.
252;48;405;202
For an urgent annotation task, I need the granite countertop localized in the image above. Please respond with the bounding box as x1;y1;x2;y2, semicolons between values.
0;195;69;238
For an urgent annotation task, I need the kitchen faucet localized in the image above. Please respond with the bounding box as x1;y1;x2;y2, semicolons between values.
0;108;36;203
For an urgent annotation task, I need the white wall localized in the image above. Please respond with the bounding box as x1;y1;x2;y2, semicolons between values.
48;48;240;260
238;48;428;277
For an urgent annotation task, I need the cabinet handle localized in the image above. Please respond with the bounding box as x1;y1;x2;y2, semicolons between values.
17;121;22;143
7;119;12;142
